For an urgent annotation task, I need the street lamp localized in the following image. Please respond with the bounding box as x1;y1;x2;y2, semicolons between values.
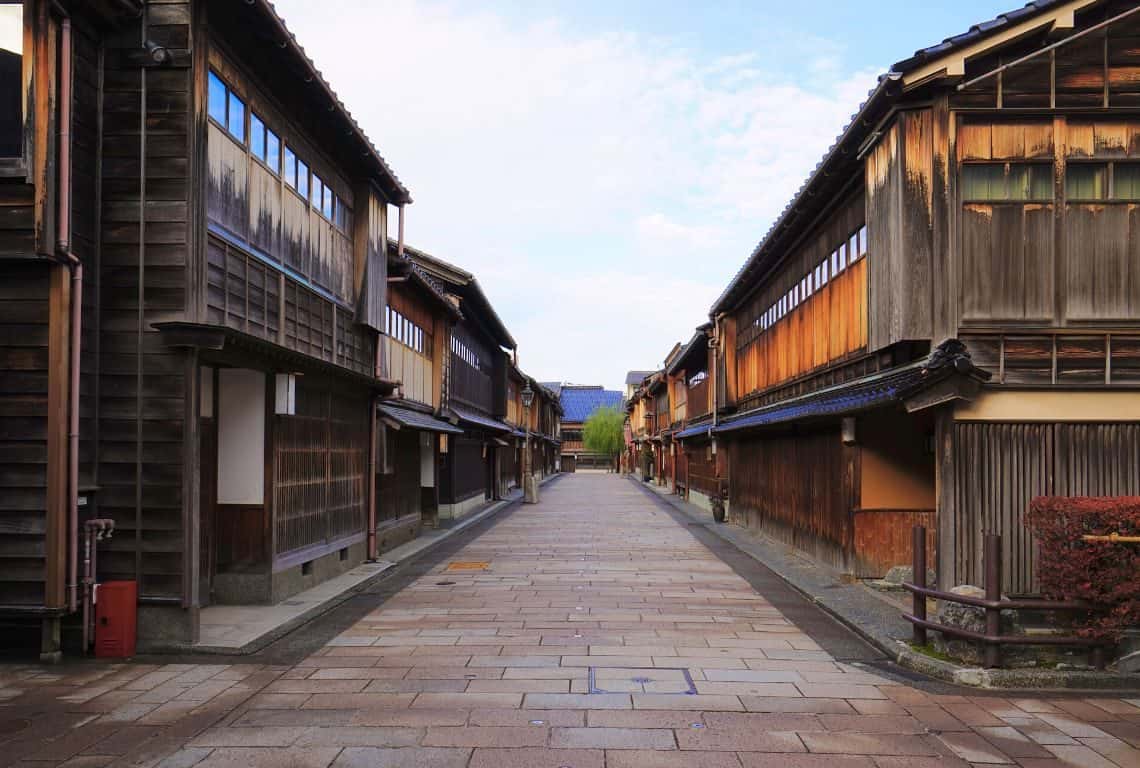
521;383;537;504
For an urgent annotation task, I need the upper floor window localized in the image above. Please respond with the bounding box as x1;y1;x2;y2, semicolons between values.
962;162;1052;201
1;2;24;158
249;112;279;174
1064;162;1140;202
386;306;427;354
207;71;245;142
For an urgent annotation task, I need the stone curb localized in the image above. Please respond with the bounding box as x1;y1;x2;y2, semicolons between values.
627;476;1140;692
168;473;564;656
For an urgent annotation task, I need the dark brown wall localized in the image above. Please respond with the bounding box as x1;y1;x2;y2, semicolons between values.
96;2;193;600
0;263;52;606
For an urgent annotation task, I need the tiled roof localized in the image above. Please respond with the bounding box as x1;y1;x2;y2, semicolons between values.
560;386;624;423
711;0;1078;316
257;1;410;203
893;0;1065;72
625;371;654;386
713;339;989;436
379;403;464;435
448;404;512;433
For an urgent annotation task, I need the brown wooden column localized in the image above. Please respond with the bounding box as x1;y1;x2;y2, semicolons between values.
934;405;956;590
45;263;71;613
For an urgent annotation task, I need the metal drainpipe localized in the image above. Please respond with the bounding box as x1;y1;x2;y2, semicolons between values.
367;339;380;561
58;14;82;615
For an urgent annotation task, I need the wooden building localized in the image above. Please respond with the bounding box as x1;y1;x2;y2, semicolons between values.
376;244;464;535
668;326;722;511
0;0;417;654
678;0;1140;591
556;385;623;470
403;246;558;521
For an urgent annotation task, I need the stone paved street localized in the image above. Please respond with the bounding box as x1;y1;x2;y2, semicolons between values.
3;473;1140;767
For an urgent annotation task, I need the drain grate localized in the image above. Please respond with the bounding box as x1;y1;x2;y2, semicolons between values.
446;561;490;571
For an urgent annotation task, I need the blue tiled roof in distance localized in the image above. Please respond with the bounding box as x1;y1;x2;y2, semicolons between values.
560;386;624;423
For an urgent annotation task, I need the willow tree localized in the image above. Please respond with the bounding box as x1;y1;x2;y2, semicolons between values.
582;406;625;471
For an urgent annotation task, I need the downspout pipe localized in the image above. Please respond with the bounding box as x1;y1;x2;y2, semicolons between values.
58;15;81;616
367;340;380;561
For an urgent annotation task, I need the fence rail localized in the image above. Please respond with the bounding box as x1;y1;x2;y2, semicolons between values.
902;525;1109;669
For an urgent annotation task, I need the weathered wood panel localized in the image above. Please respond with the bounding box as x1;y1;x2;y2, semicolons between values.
852;510;935;580
961;204;1055;322
97;2;192;600
0;264;51;606
273;383;368;557
952;420;1140;594
1065;204;1140;321
728;428;857;572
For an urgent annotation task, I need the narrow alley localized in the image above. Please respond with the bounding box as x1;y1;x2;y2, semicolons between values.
1;474;1138;768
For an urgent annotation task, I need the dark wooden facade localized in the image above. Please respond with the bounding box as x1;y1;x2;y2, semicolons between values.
654;0;1140;591
0;0;410;652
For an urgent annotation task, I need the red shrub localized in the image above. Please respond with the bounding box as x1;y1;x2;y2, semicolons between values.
1024;496;1140;642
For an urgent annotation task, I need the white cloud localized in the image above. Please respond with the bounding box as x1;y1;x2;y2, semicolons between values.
271;0;879;389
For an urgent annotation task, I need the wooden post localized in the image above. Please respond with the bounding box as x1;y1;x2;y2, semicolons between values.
984;533;1002;668
912;525;927;646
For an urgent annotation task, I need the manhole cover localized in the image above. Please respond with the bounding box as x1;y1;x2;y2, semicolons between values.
446;561;489;571
0;718;30;737
588;667;697;694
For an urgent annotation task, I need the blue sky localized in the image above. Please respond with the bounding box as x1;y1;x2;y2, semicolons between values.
272;0;1021;390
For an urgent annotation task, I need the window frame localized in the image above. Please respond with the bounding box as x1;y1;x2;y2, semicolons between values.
960;160;1054;203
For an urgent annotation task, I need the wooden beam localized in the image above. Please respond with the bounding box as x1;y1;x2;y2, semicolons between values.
45;263;70;610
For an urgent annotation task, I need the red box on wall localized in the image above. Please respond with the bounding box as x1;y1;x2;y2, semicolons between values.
95;580;137;658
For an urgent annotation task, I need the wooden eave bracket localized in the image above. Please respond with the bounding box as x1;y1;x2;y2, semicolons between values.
903;375;983;414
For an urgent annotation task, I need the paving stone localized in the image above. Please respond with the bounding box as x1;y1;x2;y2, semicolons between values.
607;750;745;767
935;732;1014;763
550;726;676;749
422;725;549;747
331;746;472;768
523;693;632;709
632;693;744;711
798;732;939;756
467;747;604;768
737;756;876;768
195;747;342;768
292;726;424;746
468;708;585;727
674;727;805;752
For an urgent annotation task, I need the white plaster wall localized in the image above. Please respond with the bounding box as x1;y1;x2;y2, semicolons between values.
217;368;265;505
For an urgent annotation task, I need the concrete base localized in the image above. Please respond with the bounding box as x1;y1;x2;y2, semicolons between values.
137;603;199;651
271;540;367;604
437;493;489;525
375;515;422;556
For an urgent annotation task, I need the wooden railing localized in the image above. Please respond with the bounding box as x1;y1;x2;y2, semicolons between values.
903;526;1109;669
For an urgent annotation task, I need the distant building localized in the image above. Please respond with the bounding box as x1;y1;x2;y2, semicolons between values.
624;371;654;400
556;385;624;470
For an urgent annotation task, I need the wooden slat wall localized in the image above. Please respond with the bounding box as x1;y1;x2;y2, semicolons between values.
684;444;718;497
0;180;36;257
952;421;1140;594
378;428;420;523
386;285;435;407
273;383;367;557
733;191;867;401
0;264;51;606
736;259;867;398
728;429;858;572
955;114;1140;329
449;324;493;413
206;49;355;305
441;436;486;504
97;2;192;600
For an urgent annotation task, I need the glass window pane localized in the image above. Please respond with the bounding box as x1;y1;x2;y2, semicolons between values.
1066;163;1106;200
227;91;245;141
208;71;227;125
962;164;1006;200
283;146;296;188
296;160;309;198
858;225;868;255
849;234;858;260
311;175;322;207
1115;164;1140;200
0;3;20;156
265;129;279;173
250;113;265;159
1029;165;1053;199
323;187;333;218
